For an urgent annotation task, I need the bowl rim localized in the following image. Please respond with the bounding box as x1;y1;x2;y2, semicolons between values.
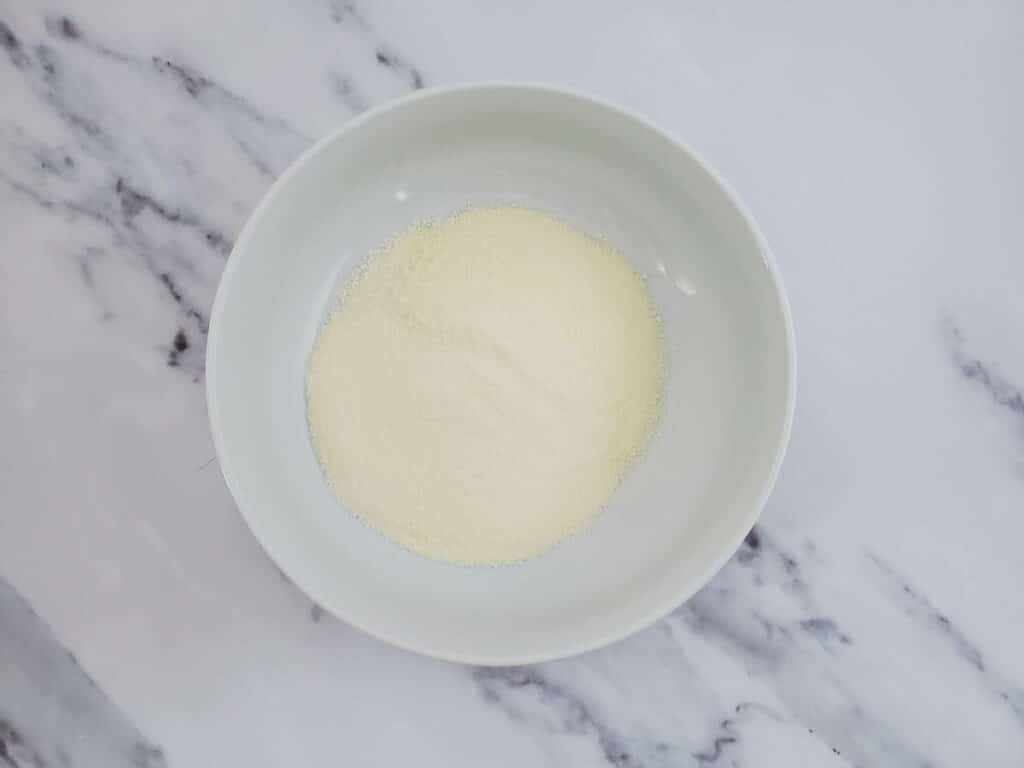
206;81;797;665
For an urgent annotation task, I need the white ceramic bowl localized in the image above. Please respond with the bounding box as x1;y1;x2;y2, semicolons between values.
207;84;795;664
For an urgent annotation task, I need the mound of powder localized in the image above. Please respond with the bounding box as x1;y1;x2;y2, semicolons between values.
305;206;664;564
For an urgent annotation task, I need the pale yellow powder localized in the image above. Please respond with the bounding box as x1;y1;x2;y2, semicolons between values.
305;206;664;564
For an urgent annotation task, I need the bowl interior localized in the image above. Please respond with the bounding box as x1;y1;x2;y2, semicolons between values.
208;85;792;663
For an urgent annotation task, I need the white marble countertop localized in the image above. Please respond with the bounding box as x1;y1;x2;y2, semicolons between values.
2;0;1023;765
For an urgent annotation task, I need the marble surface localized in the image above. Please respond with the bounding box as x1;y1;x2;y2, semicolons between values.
1;0;1023;764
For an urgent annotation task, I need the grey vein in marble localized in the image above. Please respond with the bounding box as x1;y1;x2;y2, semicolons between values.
38;13;311;176
671;532;938;766
0;6;429;383
326;0;427;91
0;578;167;768
868;552;1024;725
944;317;1024;421
693;528;852;658
475;666;644;767
471;622;848;767
0;14;307;378
463;531;863;766
327;72;372;115
0;153;211;372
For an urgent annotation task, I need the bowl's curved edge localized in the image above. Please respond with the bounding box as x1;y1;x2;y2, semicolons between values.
206;81;797;666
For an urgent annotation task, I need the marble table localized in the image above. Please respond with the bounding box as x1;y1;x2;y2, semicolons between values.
2;1;1022;765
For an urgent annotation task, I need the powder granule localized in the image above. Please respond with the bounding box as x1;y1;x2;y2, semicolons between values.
306;206;664;564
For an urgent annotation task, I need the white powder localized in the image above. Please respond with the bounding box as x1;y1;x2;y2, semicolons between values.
306;206;664;564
